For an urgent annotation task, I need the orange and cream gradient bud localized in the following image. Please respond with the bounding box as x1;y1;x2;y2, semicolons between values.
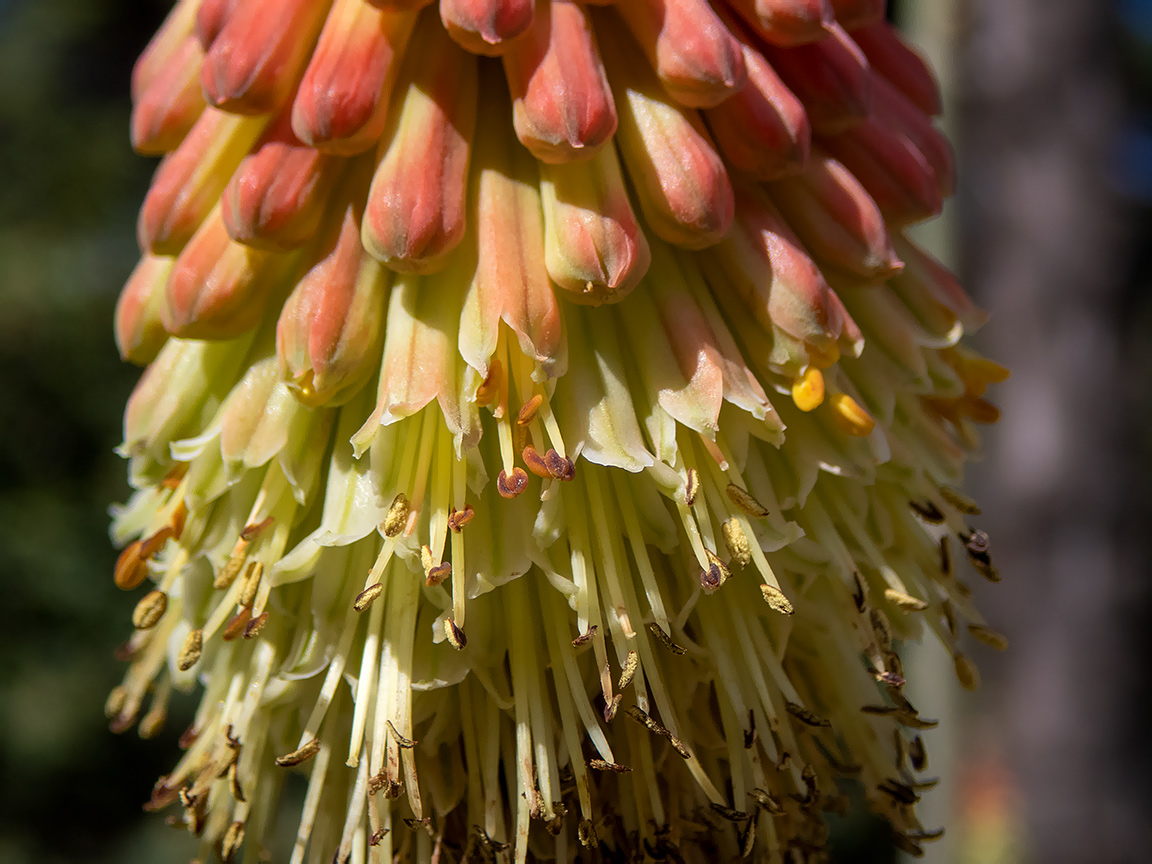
109;3;1007;862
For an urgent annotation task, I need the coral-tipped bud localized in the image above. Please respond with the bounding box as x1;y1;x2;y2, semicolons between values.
601;28;733;249
362;16;477;272
614;0;747;108
162;207;292;340
870;73;955;197
131;34;205;155
851;22;942;116
278;194;390;407
194;0;232;49
132;0;198;105
440;0;535;55
222;107;344;251
138;108;268;255
704;15;810;180
727;0;833;47
292;0;418;155
539;145;651;304
115;255;173;365
768;152;902;280
502;0;617;163
200;0;330;115
759;24;871;135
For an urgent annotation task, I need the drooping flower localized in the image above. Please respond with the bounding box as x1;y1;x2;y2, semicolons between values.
110;2;1008;861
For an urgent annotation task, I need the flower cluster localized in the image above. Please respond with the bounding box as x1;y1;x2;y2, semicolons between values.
108;1;1007;862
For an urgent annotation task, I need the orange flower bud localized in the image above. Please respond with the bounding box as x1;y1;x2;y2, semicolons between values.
726;0;833;48
440;0;534;55
132;0;198;105
131;34;205;155
871;72;955;197
768;152;902;280
759;23;871;135
195;0;234;49
201;0;331;115
851;21;942;117
362;15;477;272
115;255;173;365
292;0;418;155
539;145;650;304
829;0;886;29
614;0;747;108
502;0;617;163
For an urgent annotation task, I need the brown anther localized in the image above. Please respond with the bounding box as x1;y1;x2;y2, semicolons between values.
221;820;245;862
445;617;467;650
522;445;553;479
447;504;474;532
703;549;730;589
238;561;263;608
617;650;639;691
875;669;906;688
178;725;199;750
544;449;575;481
227;761;245;802
878;778;919;805
909;736;928;771
139;525;175;559
517;393;543;426
908;500;945;523
967;623;1009;651
893;835;925;857
275;738;321;767
578;819;596;846
861;705;898;717
132;590;168;629
871;609;893;652
603;693;622;722
168;500;188;540
369;828;390;846
403;816;433;832
939;536;952;576
625;706;690;758
383;493;410;538
726;483;770;517
721;518;751;568
144;781;179;813
685;468;700;506
749;788;785;816
760;584;794;615
178;629;203;671
744;710;757;750
571;625;597;647
425;562;452;587
242;611;269;638
884;589;928;611
496;467;529;498
114;540;149;590
474;359;501;407
953;653;980;690
240;516;275;542
589;758;632;773
710;803;749;822
785;701;831;728
222;606;252;642
942;600;957;637
852;571;868;613
647;622;687;655
939;486;982;515
387;720;417;748
354;583;384;612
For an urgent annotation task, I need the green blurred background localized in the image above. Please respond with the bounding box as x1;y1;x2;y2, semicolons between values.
1;1;1150;862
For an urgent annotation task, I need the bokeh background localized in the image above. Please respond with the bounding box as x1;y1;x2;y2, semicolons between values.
0;1;1148;862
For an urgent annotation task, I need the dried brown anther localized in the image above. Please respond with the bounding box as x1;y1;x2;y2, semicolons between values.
908;499;945;523
517;393;544;425
242;611;269;638
571;625;597;647
447;504;474;532
544;449;575;481
425;561;452;587
445;617;467;650
387;720;417;749
785;701;831;728
239;516;275;541
114;540;149;590
589;758;632;773
522;445;553;479
710;803;750;822
354;583;384;612
222;606;252;641
647;622;687;655
274;738;321;767
496;467;529;498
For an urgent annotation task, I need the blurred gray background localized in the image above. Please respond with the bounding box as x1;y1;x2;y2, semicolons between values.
0;1;1148;862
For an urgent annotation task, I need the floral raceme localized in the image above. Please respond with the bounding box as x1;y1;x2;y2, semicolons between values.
110;0;1008;861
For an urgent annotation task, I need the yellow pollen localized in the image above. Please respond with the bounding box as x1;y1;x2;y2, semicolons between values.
791;367;825;412
829;393;875;437
805;341;840;369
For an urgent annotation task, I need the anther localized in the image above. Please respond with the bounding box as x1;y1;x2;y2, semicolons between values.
829;392;876;437
425;561;452;587
721;518;752;567
140;525;175;558
685;468;700;506
785;702;831;728
517;393;543;426
214;547;249;590
939;486;982;515
939;536;953;576
369;828;390;846
603;693;622;722
221;820;245;863
222;606;252;641
178;629;203;671
240;516;274;541
647;622;687;655
589;758;632;773
617;650;639;691
908;500;945;523
884;589;928;611
791;367;825;412
967;623;1009;651
113;540;148;590
447;504;474;532
760;584;794;615
496;467;529;498
354;583;384;612
242;611;269;638
383;494;410;538
387;720;417;749
544;449;575;481
909;736;928;771
953;653;980;691
132;590;168;629
475;359;502;407
522;445;553;479
445;617;467;650
726;483;769;517
238;560;263;608
275;738;321;767
571;625;597;648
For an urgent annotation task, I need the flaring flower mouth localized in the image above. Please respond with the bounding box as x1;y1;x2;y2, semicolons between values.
111;2;1006;862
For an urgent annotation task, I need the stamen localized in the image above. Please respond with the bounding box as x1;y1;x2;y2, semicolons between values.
829;392;876;437
791;367;825;412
